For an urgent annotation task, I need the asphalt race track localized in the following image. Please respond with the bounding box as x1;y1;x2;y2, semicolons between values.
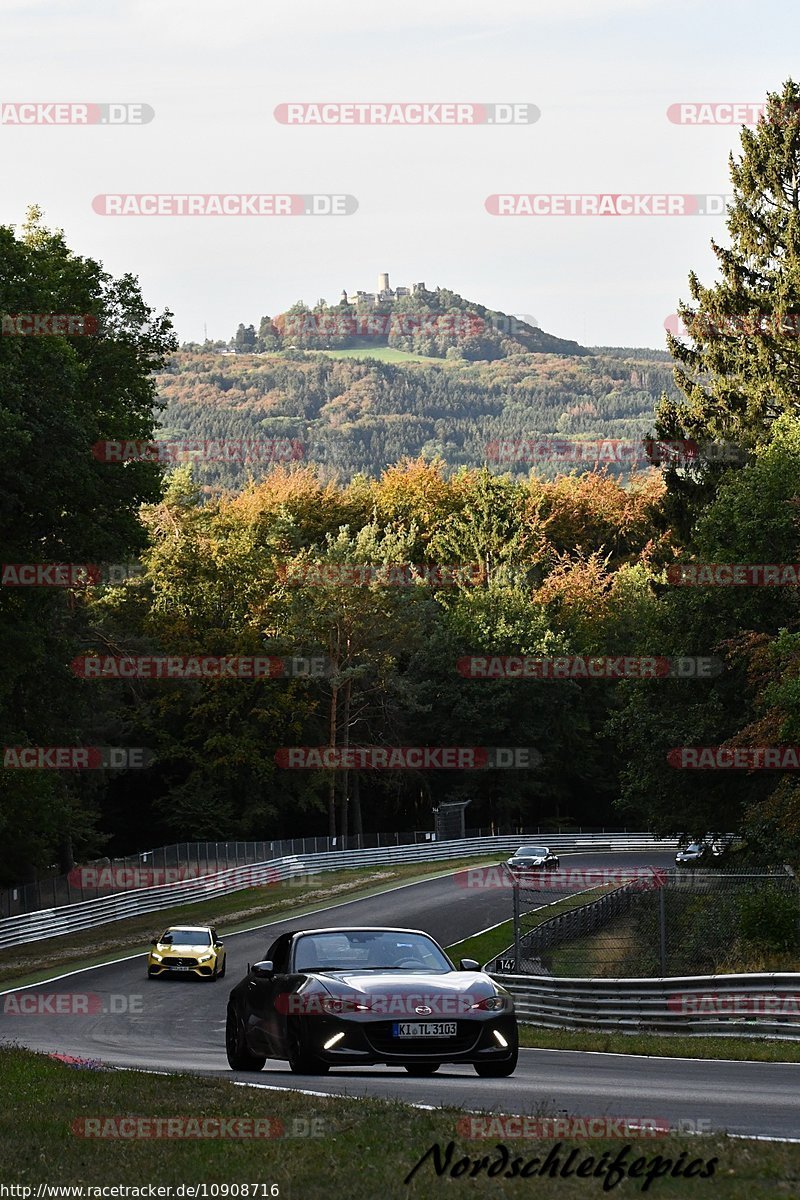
3;851;800;1140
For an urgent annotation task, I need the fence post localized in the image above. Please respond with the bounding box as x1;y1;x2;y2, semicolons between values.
513;882;521;973
659;886;667;975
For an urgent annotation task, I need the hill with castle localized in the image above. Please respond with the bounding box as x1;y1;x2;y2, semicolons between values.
159;275;677;489
227;274;588;361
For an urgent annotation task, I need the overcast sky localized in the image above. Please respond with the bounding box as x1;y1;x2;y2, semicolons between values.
2;0;798;348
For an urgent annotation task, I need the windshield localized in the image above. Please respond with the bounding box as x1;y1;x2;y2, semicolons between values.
160;929;211;946
515;846;548;857
293;930;452;973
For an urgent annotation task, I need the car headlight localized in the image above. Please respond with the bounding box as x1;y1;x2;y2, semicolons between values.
197;952;213;963
470;995;509;1011
319;996;370;1015
150;953;162;962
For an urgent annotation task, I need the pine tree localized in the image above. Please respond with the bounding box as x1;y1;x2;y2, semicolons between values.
656;80;800;535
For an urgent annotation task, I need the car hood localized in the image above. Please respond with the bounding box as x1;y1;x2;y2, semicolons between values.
155;943;212;955
313;970;495;998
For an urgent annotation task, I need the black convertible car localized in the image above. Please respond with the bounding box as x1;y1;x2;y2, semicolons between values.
225;926;518;1076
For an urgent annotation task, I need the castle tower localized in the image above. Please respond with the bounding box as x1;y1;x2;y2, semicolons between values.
377;272;390;294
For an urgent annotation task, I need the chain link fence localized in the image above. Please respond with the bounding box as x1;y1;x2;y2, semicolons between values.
0;825;629;917
509;866;800;977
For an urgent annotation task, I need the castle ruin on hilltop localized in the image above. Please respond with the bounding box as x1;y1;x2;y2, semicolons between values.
340;273;426;308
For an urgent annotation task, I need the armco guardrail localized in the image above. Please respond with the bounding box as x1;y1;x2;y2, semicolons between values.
518;881;637;964
493;971;800;1039
0;833;674;950
1;826;639;916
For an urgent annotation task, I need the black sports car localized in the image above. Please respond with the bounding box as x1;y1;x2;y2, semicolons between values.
225;926;518;1076
506;845;560;872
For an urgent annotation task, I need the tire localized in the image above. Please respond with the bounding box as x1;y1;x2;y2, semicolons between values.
287;1022;330;1075
225;1007;266;1072
147;970;156;980
404;1063;440;1076
219;956;226;978
474;1050;518;1078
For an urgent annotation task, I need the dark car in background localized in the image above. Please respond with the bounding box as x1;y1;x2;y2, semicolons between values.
225;926;518;1077
505;845;560;873
675;837;726;865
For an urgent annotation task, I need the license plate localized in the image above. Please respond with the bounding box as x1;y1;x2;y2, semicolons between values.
170;965;192;971
392;1022;457;1038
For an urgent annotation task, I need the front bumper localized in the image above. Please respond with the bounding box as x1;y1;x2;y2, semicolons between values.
148;956;216;978
295;1014;518;1066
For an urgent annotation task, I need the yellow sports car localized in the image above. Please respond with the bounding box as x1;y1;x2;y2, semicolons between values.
147;924;226;981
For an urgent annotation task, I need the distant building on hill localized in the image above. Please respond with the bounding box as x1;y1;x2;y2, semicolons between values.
340;273;426;308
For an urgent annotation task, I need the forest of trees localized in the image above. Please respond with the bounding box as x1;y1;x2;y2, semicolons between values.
156;349;679;487
4;82;800;884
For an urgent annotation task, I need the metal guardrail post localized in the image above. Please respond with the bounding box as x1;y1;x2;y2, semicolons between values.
659;885;668;975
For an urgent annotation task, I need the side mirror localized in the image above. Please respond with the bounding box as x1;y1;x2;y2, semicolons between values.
251;959;274;979
459;958;480;971
150;939;158;946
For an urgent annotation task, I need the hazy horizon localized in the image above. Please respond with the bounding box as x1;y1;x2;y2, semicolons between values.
3;0;798;349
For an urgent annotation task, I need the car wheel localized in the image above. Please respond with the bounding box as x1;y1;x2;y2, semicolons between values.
404;1063;440;1075
287;1022;330;1075
225;1007;266;1072
474;1050;518;1078
146;969;156;979
218;955;226;978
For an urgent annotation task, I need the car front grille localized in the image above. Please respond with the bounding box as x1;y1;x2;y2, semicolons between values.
168;957;198;967
364;1020;480;1056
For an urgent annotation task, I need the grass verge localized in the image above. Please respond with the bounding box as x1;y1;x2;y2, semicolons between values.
516;1026;800;1062
0;1047;794;1198
0;856;504;990
306;345;444;364
446;884;616;968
